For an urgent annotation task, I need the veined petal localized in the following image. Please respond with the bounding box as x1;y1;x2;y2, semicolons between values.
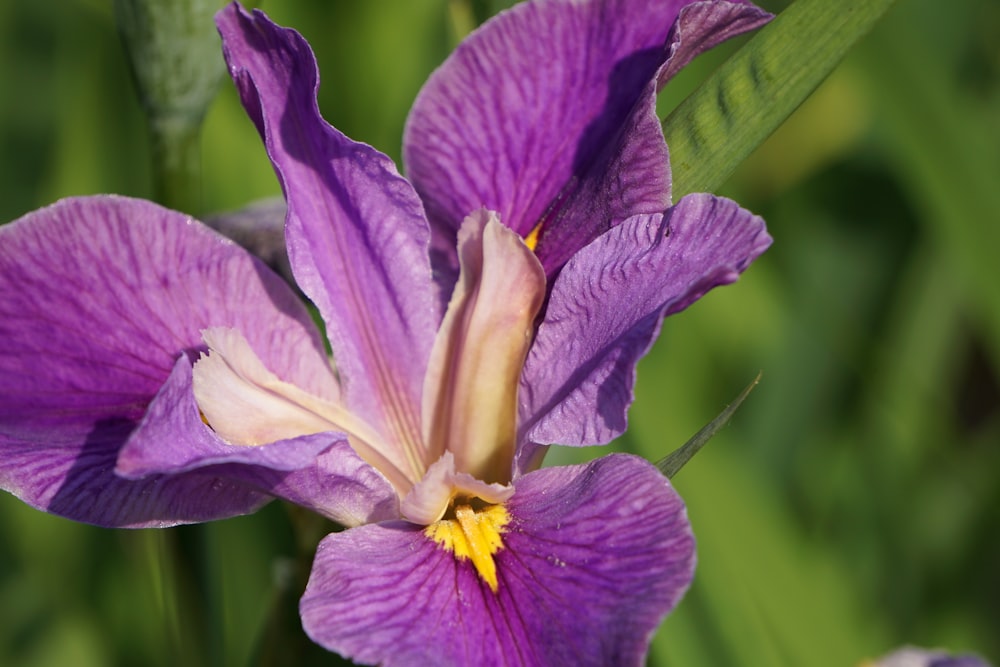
118;354;398;527
0;425;269;529
204;197;292;284
517;195;770;469
217;4;440;485
422;211;545;483
658;0;773;87
301;454;693;667
404;0;769;275
0;196;321;526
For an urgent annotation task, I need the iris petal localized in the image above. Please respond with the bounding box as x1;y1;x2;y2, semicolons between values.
404;0;770;275
517;195;770;472
118;353;398;527
191;326;414;494
300;454;694;667
400;451;514;525
0;196;323;526
217;5;441;484
193;327;342;446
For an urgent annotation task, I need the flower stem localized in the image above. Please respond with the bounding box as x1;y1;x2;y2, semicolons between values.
113;0;225;214
248;505;353;667
148;115;204;216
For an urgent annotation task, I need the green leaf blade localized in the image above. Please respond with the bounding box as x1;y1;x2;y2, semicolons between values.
664;0;899;199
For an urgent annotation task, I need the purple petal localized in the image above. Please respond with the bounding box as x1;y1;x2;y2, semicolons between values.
300;453;694;666
118;354;398;526
205;197;292;284
0;196;322;526
217;5;440;480
517;194;770;466
404;0;769;275
658;1;773;86
875;647;995;667
0;425;269;528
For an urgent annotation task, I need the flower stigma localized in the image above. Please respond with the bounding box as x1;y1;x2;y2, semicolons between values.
425;502;510;592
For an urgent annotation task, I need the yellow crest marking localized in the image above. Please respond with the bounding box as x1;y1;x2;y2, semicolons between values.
523;223;543;252
425;503;510;592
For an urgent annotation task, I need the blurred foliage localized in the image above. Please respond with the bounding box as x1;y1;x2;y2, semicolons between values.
1;0;998;666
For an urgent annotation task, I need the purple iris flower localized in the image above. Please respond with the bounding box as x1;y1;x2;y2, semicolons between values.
0;1;771;664
871;647;995;667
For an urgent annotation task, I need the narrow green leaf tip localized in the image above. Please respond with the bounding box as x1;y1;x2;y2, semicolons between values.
657;372;761;479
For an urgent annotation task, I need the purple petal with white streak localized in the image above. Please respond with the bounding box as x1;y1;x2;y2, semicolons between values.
301;454;694;667
217;5;440;481
118;354;398;526
404;0;770;274
0;196;323;526
517;194;770;470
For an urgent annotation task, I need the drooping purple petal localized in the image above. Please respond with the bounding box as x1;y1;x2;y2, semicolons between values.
300;453;694;667
517;194;770;470
0;425;269;528
404;0;770;274
117;353;398;526
0;196;324;526
217;4;441;484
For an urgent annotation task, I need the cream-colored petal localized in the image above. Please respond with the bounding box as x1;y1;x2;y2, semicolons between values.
193;327;412;493
400;451;514;525
421;210;546;483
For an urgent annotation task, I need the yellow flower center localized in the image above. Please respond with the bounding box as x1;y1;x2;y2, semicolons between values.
425;503;510;592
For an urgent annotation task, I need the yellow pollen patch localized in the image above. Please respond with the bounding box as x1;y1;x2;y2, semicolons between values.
523;223;543;252
425;503;510;592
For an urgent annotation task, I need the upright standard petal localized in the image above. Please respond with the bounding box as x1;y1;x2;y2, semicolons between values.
217;4;441;485
518;194;771;465
404;0;770;274
300;454;694;667
0;196;325;526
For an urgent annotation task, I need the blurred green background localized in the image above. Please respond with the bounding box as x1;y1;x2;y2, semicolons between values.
1;0;997;665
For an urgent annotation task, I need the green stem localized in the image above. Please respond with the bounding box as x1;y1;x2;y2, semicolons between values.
663;0;899;199
249;505;352;667
149;115;204;216
113;0;224;214
141;528;206;667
